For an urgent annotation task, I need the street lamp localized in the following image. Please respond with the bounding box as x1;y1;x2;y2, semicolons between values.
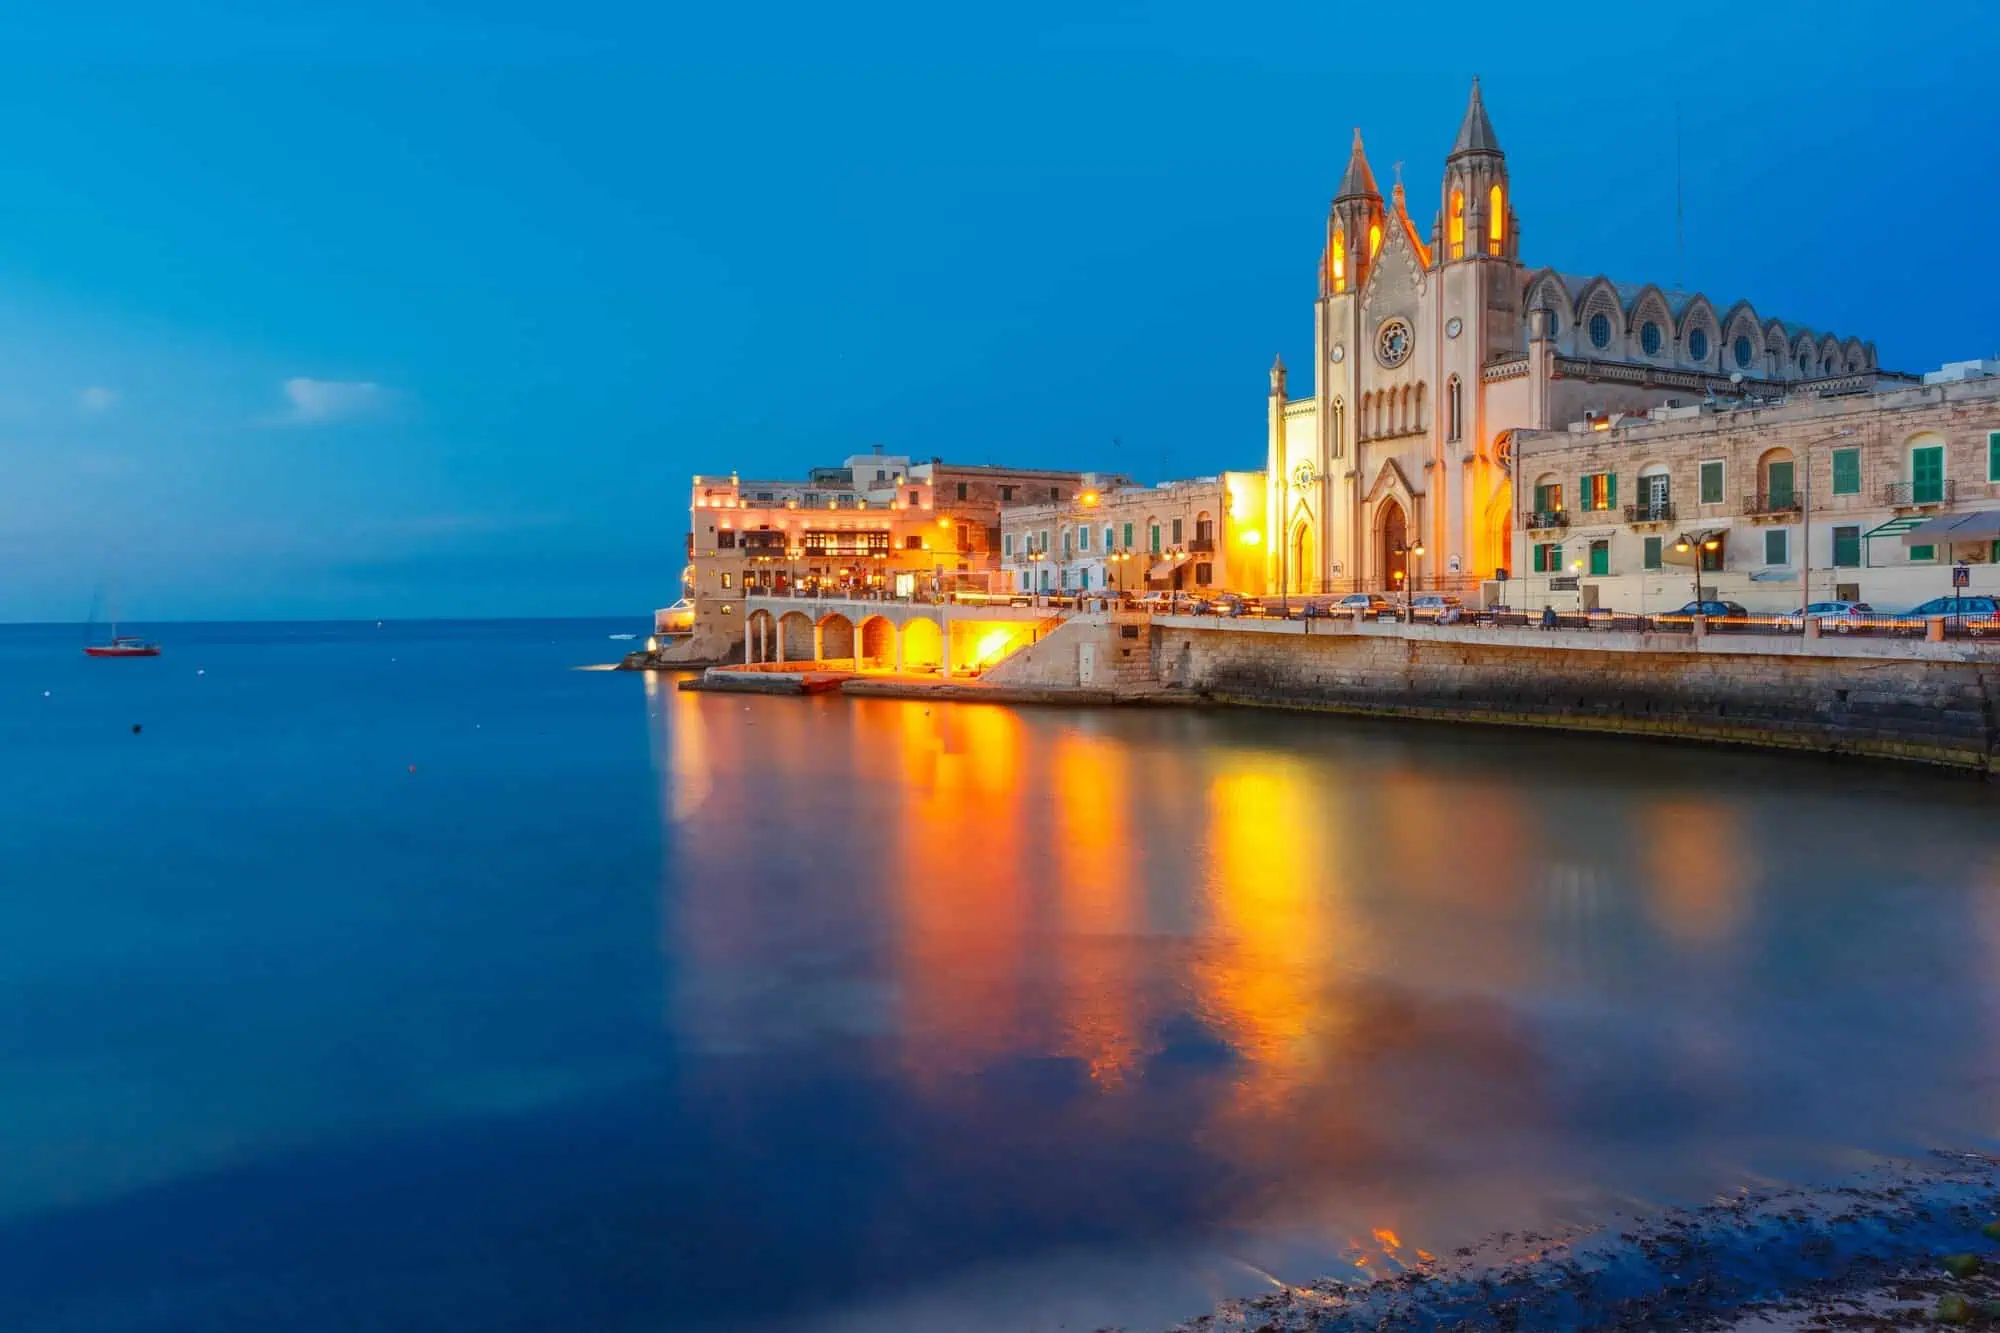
1673;532;1722;611
1391;538;1425;619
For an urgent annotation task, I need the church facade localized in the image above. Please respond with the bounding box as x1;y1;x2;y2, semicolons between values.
1266;78;1886;598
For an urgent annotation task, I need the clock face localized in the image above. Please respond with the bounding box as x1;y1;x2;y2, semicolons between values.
1446;316;1464;339
1376;318;1414;368
1330;343;1346;364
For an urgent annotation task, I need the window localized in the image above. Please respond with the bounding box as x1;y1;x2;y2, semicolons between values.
908;489;920;505
1989;431;2000;482
1041;529;1050;552
756;491;774;501
1532;542;1564;573
1104;526;1114;550
1003;533;1014;557
1700;543;1723;573
1150;524;1161;553
1172;517;1184;544
1533;481;1564;513
956;482;968;500
1764;528;1789;566
1487;184;1504;254
1688;328;1709;362
956;522;969;550
720;572;732;589
1911;544;1935;562
1766;460;1795;507
1332;228;1347;291
1641;322;1662;356
1589;313;1612;349
1078;526;1091;551
1448;190;1464;258
1063;529;1072;556
1000;485;1015;502
1912;444;1945;504
1369;221;1381;257
1581;472;1615;511
1643;536;1663;569
1080;568;1091;590
1588;540;1609;576
1734;336;1753;368
1446;376;1462;443
904;534;923;550
1699;460;1724;504
1832;525;1861;568
1050;486;1061;500
1195;561;1213;585
1832;448;1861;495
875;470;886;482
1122;522;1133;547
717;529;736;549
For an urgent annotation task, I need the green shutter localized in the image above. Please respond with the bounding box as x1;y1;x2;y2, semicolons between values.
1765;528;1787;565
1150;525;1160;553
1643;536;1662;569
1606;473;1617;509
1700;460;1723;504
1589;541;1609;575
1913;446;1944;503
1989;432;2000;482
1911;544;1935;562
1832;448;1861;495
1122;522;1133;547
1552;543;1564;571
1833;525;1860;568
1767;460;1795;506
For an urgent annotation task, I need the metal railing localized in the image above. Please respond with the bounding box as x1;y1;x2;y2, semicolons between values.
1526;510;1569;530
1623;501;1676;523
1744;491;1802;516
1883;480;1956;507
1189;535;1216;553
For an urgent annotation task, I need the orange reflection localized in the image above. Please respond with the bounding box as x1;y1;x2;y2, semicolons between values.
1051;729;1143;1086
1642;798;1748;945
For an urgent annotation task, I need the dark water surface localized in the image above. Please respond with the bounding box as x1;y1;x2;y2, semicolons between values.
5;619;2000;1332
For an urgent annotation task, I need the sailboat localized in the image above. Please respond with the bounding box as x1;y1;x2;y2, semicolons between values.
83;586;160;658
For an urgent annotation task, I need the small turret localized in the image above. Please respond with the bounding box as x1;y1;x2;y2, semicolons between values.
1327;129;1386;295
1441;77;1516;263
1270;353;1288;398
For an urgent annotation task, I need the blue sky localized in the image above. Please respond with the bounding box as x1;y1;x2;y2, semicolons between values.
1;0;1994;620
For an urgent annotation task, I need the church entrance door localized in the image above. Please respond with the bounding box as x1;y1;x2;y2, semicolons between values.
1381;499;1408;594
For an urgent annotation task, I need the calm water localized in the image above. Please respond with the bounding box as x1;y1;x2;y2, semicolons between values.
5;619;2000;1332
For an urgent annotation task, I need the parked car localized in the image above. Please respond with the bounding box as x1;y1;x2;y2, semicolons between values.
1335;593;1394;619
1906;594;2000;634
1408;593;1464;622
1773;600;1877;632
1208;593;1259;618
1669;600;1749;618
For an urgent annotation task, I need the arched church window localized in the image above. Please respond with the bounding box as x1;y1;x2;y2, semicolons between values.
1331;229;1347;293
1589;313;1612;349
1823;355;1837;375
1799;350;1812;375
1688;328;1709;362
1487;185;1504;255
1446;376;1462;443
1641;322;1663;356
1368;222;1382;258
1449;190;1465;259
1734;336;1753;369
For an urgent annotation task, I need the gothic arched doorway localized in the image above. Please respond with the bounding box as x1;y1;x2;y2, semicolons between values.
1290;521;1315;594
1380;498;1408;593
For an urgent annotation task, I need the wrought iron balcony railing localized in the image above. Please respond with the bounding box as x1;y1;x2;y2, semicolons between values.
1744;491;1802;516
1623;501;1676;524
1882;480;1955;507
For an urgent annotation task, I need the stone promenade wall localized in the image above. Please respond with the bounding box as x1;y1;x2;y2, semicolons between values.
1154;621;2000;773
983;613;1158;689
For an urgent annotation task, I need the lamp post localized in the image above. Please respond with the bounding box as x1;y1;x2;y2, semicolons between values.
1673;532;1722;611
1391;538;1425;620
1026;547;1047;605
1798;427;1858;622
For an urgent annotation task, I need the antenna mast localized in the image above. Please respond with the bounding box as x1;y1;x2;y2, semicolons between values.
1674;103;1685;291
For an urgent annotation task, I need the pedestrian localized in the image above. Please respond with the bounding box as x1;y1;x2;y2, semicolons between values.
1540;604;1557;631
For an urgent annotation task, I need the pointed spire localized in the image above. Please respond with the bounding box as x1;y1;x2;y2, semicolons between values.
1335;127;1380;200
1450;76;1501;157
1270;353;1288;396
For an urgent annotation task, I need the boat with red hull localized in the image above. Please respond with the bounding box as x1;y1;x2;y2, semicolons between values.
84;635;161;658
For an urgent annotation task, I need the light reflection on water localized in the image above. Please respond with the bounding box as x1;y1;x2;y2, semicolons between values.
658;684;2000;1330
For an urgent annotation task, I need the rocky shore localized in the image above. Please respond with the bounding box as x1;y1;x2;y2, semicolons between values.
1141;1154;2000;1332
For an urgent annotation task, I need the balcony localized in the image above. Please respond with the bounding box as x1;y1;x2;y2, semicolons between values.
1744;491;1802;520
1526;510;1569;531
1623;501;1676;526
1189;535;1216;553
1883;479;1956;509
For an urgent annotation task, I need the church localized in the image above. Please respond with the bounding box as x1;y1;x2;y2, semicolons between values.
1265;78;1882;597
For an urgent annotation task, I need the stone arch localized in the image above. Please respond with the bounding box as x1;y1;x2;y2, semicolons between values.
1843;337;1868;373
1757;445;1796;498
1520;266;1574;343
778;611;815;662
1627;285;1674;359
815;611;855;664
746;608;776;662
1720;301;1763;373
1764;321;1792;374
1288;518;1315;594
1818;334;1844;377
1792;332;1817;378
1377;496;1411;592
1574;276;1624;351
1677;295;1719;367
901;617;944;673
858;615;896;670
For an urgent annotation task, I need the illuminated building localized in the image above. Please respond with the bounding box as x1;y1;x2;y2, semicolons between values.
667;447;1124;662
998;473;1268;596
1268;78;1892;601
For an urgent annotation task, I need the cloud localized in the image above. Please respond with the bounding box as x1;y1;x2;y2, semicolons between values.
77;386;118;414
269;377;391;425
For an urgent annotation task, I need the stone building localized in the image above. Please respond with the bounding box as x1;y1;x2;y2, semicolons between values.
1266;78;1898;602
673;449;1119;661
1509;372;2000;614
998;472;1268;597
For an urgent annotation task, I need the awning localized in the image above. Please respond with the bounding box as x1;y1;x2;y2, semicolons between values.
1148;554;1189;579
1862;515;1929;542
1659;528;1727;568
1898;510;2000;546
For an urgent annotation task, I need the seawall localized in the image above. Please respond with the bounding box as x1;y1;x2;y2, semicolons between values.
1153;617;2000;775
